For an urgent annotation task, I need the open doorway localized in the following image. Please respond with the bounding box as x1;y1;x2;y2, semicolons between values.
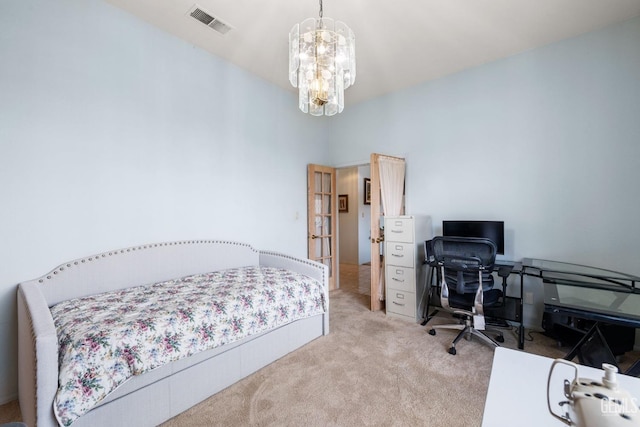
336;165;371;302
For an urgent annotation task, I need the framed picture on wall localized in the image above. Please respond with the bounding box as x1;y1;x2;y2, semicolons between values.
364;178;371;205
339;194;348;212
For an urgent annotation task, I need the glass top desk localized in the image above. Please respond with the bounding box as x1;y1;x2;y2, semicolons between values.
522;258;640;363
523;258;640;293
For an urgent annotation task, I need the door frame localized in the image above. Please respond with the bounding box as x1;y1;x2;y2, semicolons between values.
309;156;404;310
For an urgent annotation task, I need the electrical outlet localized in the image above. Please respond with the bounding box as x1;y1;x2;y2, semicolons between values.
525;292;534;305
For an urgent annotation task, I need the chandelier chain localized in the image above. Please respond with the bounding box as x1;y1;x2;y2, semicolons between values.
319;0;323;19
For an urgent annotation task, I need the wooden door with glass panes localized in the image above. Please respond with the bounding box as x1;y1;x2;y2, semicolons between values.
307;164;337;290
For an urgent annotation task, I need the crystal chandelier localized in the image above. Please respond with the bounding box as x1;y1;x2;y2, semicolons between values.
289;0;356;116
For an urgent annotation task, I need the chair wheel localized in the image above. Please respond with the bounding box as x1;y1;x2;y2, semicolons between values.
428;329;436;336
448;347;457;355
496;335;505;343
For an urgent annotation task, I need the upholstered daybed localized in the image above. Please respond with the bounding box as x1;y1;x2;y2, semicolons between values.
17;240;329;426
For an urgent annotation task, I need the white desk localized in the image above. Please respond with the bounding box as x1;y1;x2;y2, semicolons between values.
482;347;640;426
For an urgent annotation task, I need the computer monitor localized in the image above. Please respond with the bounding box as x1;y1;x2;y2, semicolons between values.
442;220;505;255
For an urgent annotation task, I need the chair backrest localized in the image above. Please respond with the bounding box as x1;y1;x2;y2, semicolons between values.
425;236;497;294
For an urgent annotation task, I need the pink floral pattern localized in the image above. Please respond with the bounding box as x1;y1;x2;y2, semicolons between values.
50;266;326;426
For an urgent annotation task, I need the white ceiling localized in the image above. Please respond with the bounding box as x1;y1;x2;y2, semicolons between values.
105;0;640;106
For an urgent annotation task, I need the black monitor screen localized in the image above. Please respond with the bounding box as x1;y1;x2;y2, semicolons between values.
442;220;505;255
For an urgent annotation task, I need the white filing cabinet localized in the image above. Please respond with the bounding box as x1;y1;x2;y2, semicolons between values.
384;215;432;322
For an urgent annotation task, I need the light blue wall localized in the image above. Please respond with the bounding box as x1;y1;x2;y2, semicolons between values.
0;0;328;402
337;167;358;264
330;17;640;328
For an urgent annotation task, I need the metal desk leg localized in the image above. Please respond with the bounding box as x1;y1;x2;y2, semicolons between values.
563;322;617;365
518;271;525;349
421;265;438;325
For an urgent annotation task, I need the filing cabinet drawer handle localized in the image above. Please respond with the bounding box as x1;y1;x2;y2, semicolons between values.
392;301;405;306
392;254;404;257
391;230;402;233
392;278;404;282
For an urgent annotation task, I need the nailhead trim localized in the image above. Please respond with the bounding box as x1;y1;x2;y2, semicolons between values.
37;240;256;283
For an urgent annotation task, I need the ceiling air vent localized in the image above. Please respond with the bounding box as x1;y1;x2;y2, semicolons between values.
188;5;233;35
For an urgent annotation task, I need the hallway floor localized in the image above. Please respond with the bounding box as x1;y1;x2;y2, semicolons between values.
339;263;371;296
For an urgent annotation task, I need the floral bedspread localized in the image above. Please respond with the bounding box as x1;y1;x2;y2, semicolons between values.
50;266;326;426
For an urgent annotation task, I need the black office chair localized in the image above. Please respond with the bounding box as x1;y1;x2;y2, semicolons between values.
425;236;504;355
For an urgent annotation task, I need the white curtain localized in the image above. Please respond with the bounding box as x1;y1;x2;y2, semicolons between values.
377;156;406;301
379;156;405;216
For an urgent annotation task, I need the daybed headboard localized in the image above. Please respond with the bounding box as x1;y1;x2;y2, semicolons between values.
22;240;260;306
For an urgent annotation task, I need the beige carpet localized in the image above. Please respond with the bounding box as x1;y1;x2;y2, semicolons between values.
160;289;566;427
